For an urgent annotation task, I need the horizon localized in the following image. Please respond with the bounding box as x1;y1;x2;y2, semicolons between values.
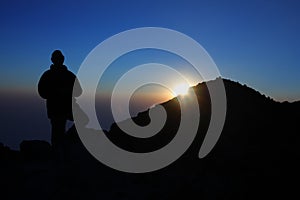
0;77;298;150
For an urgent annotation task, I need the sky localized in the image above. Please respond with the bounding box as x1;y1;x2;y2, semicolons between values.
0;0;299;149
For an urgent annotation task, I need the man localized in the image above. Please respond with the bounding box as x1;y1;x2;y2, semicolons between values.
38;50;82;149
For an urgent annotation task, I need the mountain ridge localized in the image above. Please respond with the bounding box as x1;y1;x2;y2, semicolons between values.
0;78;299;199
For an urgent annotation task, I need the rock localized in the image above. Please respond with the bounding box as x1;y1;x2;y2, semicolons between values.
20;140;52;161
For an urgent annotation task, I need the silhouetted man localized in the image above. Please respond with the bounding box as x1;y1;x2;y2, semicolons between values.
38;50;82;150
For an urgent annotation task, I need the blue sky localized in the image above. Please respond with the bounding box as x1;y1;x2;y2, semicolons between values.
0;0;299;148
1;0;299;99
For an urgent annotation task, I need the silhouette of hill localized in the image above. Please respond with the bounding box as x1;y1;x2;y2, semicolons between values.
1;78;299;199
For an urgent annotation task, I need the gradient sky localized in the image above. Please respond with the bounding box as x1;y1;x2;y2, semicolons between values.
0;0;299;149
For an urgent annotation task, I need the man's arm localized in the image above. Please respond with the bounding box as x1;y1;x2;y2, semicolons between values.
38;72;50;99
38;73;48;99
73;77;83;97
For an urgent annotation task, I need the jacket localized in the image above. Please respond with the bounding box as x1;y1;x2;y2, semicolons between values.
38;64;82;119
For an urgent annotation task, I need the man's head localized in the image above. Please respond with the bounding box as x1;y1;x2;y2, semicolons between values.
51;50;65;65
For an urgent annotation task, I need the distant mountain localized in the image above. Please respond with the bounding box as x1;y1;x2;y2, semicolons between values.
1;78;299;199
107;78;299;155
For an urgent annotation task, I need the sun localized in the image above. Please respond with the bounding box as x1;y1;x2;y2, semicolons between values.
172;83;190;97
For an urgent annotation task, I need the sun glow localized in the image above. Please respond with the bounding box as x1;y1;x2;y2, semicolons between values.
172;83;190;97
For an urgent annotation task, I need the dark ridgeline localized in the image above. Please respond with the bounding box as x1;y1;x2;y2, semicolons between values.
1;78;299;199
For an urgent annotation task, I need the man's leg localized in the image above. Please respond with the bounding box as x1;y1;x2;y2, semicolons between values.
50;118;67;149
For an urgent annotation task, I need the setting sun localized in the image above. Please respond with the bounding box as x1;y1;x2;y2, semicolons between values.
172;83;190;96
